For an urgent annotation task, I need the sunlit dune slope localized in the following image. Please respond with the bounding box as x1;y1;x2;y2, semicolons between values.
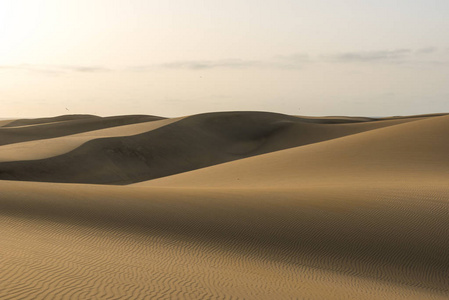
140;114;449;188
0;111;426;184
0;117;182;162
0;114;164;146
0;180;448;299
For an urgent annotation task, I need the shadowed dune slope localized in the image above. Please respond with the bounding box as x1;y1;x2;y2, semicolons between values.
140;114;449;188
297;115;376;123
0;119;15;127
296;112;447;123
2;114;98;127
0;117;183;162
377;112;448;120
0;114;165;146
0;111;426;184
0;180;448;299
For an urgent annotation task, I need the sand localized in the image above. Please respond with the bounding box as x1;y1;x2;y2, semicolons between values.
0;112;448;299
0;119;15;127
0;114;164;146
0;112;427;184
0;117;182;162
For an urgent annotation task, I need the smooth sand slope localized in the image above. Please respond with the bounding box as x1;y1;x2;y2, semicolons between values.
0;112;448;299
140;114;449;188
0;114;164;146
0;117;182;162
0;119;15;127
0;111;427;184
1;181;448;299
2;114;97;127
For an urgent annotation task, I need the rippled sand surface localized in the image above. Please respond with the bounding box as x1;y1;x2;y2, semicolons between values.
1;112;448;299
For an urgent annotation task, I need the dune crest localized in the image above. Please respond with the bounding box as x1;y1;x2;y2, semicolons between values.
0;117;182;162
0;119;15;127
0;114;164;146
140;114;449;188
0;111;430;184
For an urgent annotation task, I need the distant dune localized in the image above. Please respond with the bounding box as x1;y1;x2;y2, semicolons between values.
2;114;98;127
0;119;15;127
1;112;448;299
0;114;164;146
0;112;427;184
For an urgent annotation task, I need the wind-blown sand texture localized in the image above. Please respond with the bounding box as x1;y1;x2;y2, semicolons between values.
1;112;448;299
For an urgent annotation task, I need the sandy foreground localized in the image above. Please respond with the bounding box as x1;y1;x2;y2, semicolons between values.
0;112;448;299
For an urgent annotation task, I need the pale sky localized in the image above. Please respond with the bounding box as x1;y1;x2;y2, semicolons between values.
1;0;448;118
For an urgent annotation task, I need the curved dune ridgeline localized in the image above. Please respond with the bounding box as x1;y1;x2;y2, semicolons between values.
141;114;449;188
2;114;98;127
0;117;183;162
0;119;16;127
0;114;165;146
0;111;428;184
1;112;448;299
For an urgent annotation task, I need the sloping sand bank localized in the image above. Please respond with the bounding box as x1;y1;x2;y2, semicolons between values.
0;112;448;299
1;180;448;299
0;112;426;184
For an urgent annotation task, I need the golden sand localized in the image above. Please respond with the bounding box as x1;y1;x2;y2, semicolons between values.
0;112;448;299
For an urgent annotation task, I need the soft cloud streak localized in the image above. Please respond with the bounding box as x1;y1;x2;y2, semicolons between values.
1;47;446;74
416;47;438;54
160;59;260;70
0;64;111;74
130;55;310;71
327;49;412;63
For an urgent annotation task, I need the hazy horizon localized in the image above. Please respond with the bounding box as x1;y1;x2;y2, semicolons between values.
1;0;448;118
1;111;449;121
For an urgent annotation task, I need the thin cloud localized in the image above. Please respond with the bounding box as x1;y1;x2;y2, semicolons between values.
0;47;444;74
160;59;260;70
327;49;413;63
415;47;437;54
124;54;309;71
61;66;111;72
325;48;446;64
154;56;309;70
0;64;111;74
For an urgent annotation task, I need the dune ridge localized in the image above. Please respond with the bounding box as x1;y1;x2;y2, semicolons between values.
0;119;15;127
141;114;449;188
0;117;183;162
0;114;164;146
0;111;448;299
0;111;429;184
2;114;98;127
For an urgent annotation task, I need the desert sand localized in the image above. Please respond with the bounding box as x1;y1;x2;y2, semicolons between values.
1;112;448;299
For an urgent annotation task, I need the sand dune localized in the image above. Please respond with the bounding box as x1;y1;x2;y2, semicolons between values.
1;111;448;299
296;112;448;123
0;114;164;146
2;114;98;127
0;111;427;184
0;119;15;127
1;180;448;299
141;114;449;188
296;115;376;123
0;117;182;162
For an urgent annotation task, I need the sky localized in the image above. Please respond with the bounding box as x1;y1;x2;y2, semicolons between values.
1;0;448;118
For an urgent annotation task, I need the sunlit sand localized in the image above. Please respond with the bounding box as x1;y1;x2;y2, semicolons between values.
1;112;448;299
